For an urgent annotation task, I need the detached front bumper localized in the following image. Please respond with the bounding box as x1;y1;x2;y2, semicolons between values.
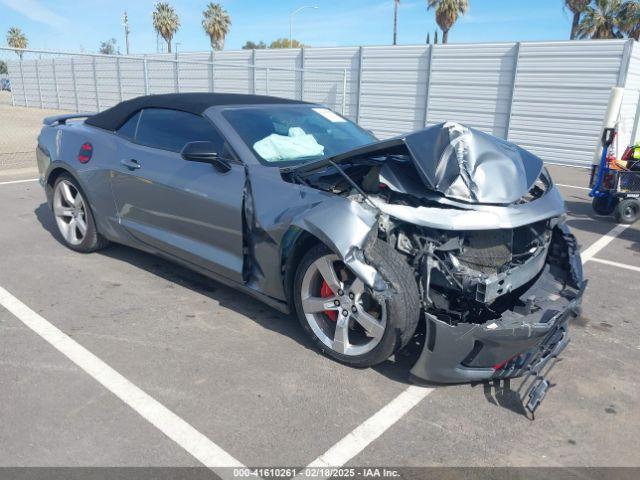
410;224;585;384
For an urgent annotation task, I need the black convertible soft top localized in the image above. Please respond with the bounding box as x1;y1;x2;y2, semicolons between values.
85;93;308;131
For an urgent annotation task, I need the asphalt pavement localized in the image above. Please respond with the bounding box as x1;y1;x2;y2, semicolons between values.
0;164;638;469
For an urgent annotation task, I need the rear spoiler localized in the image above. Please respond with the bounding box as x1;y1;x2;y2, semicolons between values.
43;112;95;126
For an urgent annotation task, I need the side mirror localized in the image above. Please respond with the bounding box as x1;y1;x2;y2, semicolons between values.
181;141;231;173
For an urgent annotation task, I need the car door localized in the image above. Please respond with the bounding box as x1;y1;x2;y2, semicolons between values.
110;108;245;283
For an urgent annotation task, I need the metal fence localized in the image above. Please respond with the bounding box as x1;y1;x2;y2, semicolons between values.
0;47;347;170
1;40;640;171
146;40;640;168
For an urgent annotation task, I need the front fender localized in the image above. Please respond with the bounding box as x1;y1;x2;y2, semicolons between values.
289;198;385;290
244;165;387;301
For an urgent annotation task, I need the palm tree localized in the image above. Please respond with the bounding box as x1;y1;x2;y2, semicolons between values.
564;0;591;39
393;0;400;45
202;2;231;51
576;0;623;39
619;0;639;40
427;0;468;44
152;2;180;53
6;27;28;59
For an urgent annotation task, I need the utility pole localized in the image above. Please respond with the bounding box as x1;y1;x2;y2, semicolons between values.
393;0;399;46
122;12;130;55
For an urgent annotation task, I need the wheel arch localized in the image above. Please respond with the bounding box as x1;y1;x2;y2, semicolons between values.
281;227;326;307
44;164;108;241
44;164;83;206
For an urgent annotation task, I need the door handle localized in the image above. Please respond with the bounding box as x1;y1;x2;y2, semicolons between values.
120;158;141;170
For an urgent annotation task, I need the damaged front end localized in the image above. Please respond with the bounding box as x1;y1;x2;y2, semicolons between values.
285;122;586;386
407;220;584;384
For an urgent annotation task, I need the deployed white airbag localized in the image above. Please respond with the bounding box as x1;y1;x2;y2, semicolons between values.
253;127;324;162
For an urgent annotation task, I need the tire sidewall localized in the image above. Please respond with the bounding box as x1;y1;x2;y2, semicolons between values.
592;196;617;216
615;199;640;224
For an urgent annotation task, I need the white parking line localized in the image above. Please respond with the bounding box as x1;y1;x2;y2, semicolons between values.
581;224;630;263
556;183;590;191
298;385;433;477
0;178;38;186
589;257;640;273
0;286;245;473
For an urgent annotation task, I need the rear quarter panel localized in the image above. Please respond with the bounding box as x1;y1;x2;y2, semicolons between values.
37;122;122;240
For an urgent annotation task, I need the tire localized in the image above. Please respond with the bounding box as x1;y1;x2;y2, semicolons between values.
293;240;421;368
614;198;640;224
592;196;618;216
52;174;108;252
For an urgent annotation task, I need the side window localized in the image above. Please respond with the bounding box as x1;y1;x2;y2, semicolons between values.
134;108;225;153
117;111;141;140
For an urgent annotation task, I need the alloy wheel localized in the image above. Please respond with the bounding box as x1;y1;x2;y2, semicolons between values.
300;254;387;356
53;180;88;246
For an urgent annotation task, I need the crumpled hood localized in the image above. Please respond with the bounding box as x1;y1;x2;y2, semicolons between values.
403;122;543;204
290;121;545;205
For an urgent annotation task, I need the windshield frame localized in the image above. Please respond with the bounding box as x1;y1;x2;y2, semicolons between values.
215;104;377;168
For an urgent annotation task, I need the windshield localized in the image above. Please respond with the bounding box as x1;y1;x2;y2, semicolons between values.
222;106;377;166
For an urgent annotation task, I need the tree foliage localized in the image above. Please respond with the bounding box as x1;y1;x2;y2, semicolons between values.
577;0;623;38
6;27;28;58
0;60;7;74
242;41;267;50
98;38;119;55
152;2;180;53
202;2;231;50
574;0;640;40
427;0;468;44
565;0;591;39
619;0;639;40
269;38;304;49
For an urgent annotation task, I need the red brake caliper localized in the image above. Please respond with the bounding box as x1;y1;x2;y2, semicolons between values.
320;280;338;322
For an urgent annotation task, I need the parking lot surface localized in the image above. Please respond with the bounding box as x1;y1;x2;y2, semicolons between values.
0;163;638;470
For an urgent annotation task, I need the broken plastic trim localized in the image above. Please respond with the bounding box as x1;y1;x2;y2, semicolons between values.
409;222;585;384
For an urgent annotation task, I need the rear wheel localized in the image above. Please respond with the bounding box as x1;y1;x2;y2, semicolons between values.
52;174;108;252
614;198;640;224
293;241;420;367
592;196;617;216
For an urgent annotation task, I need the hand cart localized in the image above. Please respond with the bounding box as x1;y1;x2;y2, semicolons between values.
589;128;640;224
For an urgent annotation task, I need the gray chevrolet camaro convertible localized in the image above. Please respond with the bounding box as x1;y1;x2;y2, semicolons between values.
37;93;585;400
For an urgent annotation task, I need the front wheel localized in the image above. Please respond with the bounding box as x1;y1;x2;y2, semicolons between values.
293;241;420;367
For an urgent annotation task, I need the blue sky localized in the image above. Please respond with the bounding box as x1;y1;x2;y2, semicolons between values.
0;0;576;53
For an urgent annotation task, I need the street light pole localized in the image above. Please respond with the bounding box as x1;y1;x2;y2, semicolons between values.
289;6;318;48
